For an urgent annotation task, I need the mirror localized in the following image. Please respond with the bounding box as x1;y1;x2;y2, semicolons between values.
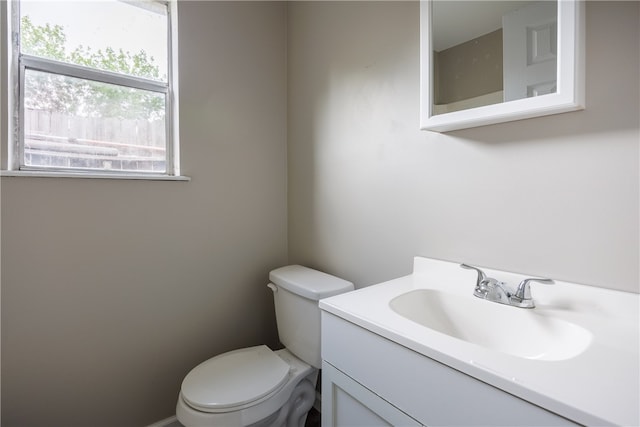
420;0;585;132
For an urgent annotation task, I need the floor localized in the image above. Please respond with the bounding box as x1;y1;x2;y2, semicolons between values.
305;408;321;427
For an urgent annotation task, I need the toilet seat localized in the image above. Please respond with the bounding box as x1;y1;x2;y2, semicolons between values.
181;345;291;413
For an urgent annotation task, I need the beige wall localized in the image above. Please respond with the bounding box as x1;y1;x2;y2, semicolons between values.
287;1;639;293
435;29;503;104
1;2;287;426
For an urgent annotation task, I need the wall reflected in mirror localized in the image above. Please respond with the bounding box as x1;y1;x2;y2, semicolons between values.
432;1;557;115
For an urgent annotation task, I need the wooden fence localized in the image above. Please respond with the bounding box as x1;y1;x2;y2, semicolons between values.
23;109;166;172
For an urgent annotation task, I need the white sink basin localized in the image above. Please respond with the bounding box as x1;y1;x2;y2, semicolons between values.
389;289;592;361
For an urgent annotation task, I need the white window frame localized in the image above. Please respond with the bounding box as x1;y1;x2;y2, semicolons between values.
2;0;186;180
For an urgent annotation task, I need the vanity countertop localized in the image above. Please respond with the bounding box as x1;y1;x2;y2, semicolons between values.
319;257;640;426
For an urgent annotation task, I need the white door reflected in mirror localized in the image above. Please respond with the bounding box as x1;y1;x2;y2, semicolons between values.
420;0;585;132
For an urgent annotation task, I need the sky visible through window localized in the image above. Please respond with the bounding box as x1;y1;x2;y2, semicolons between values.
20;0;168;78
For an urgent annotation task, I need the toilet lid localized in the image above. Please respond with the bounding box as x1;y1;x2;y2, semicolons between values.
181;345;290;412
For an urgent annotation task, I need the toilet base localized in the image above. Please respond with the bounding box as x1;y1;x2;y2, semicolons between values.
246;378;315;427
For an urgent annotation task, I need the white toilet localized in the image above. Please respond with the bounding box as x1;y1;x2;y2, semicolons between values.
176;265;354;427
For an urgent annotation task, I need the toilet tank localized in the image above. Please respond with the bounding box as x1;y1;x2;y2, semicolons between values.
268;265;353;369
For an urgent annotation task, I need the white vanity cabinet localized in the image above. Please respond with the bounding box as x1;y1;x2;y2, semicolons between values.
320;311;579;427
321;362;422;426
319;257;639;426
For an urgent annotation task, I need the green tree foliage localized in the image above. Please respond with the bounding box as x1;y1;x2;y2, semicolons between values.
21;16;165;120
20;16;66;60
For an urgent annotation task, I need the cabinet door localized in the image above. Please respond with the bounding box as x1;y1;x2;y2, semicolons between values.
322;361;422;427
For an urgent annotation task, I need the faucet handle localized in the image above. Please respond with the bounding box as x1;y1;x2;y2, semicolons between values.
460;264;487;289
515;277;554;300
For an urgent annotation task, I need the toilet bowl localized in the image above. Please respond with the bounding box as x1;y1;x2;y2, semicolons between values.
176;265;354;427
176;346;316;427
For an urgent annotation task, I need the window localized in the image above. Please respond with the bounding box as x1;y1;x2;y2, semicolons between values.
6;0;180;177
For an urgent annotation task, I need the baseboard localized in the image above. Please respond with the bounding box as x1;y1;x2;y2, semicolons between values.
146;415;181;427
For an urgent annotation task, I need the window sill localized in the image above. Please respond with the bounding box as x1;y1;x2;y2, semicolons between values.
1;170;191;181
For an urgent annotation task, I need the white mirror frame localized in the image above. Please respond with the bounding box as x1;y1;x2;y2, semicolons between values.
420;0;585;132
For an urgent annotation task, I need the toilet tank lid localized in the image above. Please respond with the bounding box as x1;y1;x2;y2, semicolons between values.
269;265;354;300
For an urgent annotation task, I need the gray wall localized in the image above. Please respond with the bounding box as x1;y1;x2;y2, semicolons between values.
1;2;287;426
287;1;639;293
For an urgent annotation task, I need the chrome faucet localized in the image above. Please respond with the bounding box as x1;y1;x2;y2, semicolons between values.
460;264;554;308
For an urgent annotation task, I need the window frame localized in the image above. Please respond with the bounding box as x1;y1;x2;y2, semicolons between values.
3;0;184;180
